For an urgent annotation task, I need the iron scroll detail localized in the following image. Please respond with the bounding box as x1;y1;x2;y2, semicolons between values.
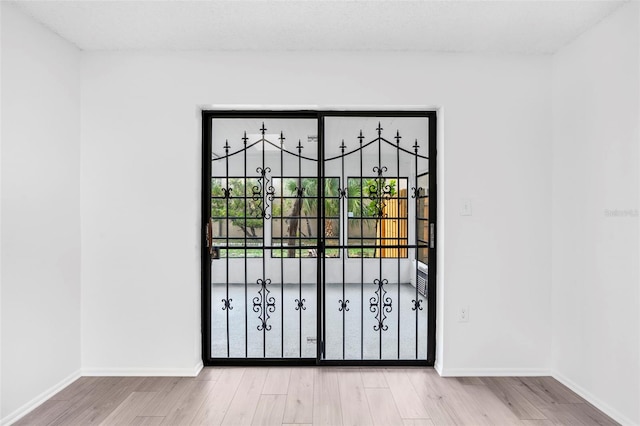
370;279;392;331
253;279;276;331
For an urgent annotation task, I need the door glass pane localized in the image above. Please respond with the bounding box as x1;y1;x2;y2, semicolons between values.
206;113;433;364
210;117;318;359
322;116;429;361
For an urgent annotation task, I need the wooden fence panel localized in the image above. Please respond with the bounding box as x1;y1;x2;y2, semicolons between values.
377;189;408;257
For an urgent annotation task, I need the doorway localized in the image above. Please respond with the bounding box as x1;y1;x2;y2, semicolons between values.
202;111;436;365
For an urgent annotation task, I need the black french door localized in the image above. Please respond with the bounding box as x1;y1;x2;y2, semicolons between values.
202;111;436;366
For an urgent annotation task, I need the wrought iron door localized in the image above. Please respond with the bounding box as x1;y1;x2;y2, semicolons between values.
202;111;436;365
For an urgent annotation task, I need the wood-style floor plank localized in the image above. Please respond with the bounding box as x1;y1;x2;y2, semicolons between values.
432;384;496;426
196;367;223;382
365;388;404;425
67;377;146;425
536;377;587;404
160;379;217;425
383;369;429;419
282;368;315;425
407;369;472;425
134;377;177;393
360;368;388;388
462;383;525;425
481;377;546;420
261;368;291;394
47;376;126;426
313;368;343;426
190;368;245;425
11;368;619;426
517;377;580;406
250;394;286;426
50;377;100;402
221;368;268;425
98;391;158;425
402;419;436;426
337;369;374;426
521;420;557;426
456;376;484;386
559;403;619;426
129;416;165;426
13;400;70;426
138;377;193;417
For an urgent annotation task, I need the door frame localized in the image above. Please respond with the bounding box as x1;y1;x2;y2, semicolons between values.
201;109;437;366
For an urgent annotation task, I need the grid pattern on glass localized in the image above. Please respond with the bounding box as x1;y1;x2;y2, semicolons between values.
271;177;340;258
205;114;435;364
346;177;409;258
211;177;265;258
416;173;429;265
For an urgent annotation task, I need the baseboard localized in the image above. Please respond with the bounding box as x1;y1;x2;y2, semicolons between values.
434;360;443;375
552;370;637;426
82;361;203;377
1;369;81;426
437;367;550;377
192;360;204;376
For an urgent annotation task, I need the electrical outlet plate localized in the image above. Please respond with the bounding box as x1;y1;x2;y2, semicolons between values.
459;306;469;322
461;199;472;216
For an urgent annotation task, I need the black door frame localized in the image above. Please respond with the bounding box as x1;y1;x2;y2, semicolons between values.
201;110;437;366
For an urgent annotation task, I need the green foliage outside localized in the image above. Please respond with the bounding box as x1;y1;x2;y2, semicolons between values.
211;177;397;257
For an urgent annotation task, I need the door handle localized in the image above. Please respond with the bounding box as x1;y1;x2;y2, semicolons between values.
206;218;215;256
430;223;435;249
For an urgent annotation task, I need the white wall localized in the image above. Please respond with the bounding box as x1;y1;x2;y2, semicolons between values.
80;51;552;375
1;3;81;423
551;3;640;425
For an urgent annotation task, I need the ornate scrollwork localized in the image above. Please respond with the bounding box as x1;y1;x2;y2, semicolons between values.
368;178;392;219
372;166;388;177
369;279;392;331
222;187;233;199
266;185;276;202
338;187;348;199
295;298;306;311
294;186;306;198
368;178;393;199
412;299;423;311
251;184;262;200
410;186;423;199
222;298;233;310
253;167;273;219
253;279;276;331
338;299;350;312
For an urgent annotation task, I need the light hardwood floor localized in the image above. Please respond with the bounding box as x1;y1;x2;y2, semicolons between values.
15;368;618;425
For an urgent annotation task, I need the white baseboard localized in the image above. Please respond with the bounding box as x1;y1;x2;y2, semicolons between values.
1;369;81;426
434;360;443;375
192;361;204;376
552;370;637;426
437;367;550;377
82;361;203;377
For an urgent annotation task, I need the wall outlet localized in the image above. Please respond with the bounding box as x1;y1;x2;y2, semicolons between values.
459;306;470;322
461;199;472;216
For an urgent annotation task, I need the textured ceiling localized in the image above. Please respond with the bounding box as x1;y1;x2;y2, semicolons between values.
12;0;625;53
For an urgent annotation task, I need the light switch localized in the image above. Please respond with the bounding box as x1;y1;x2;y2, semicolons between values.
461;199;472;216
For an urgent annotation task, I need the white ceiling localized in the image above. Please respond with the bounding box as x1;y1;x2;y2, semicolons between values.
12;0;625;54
